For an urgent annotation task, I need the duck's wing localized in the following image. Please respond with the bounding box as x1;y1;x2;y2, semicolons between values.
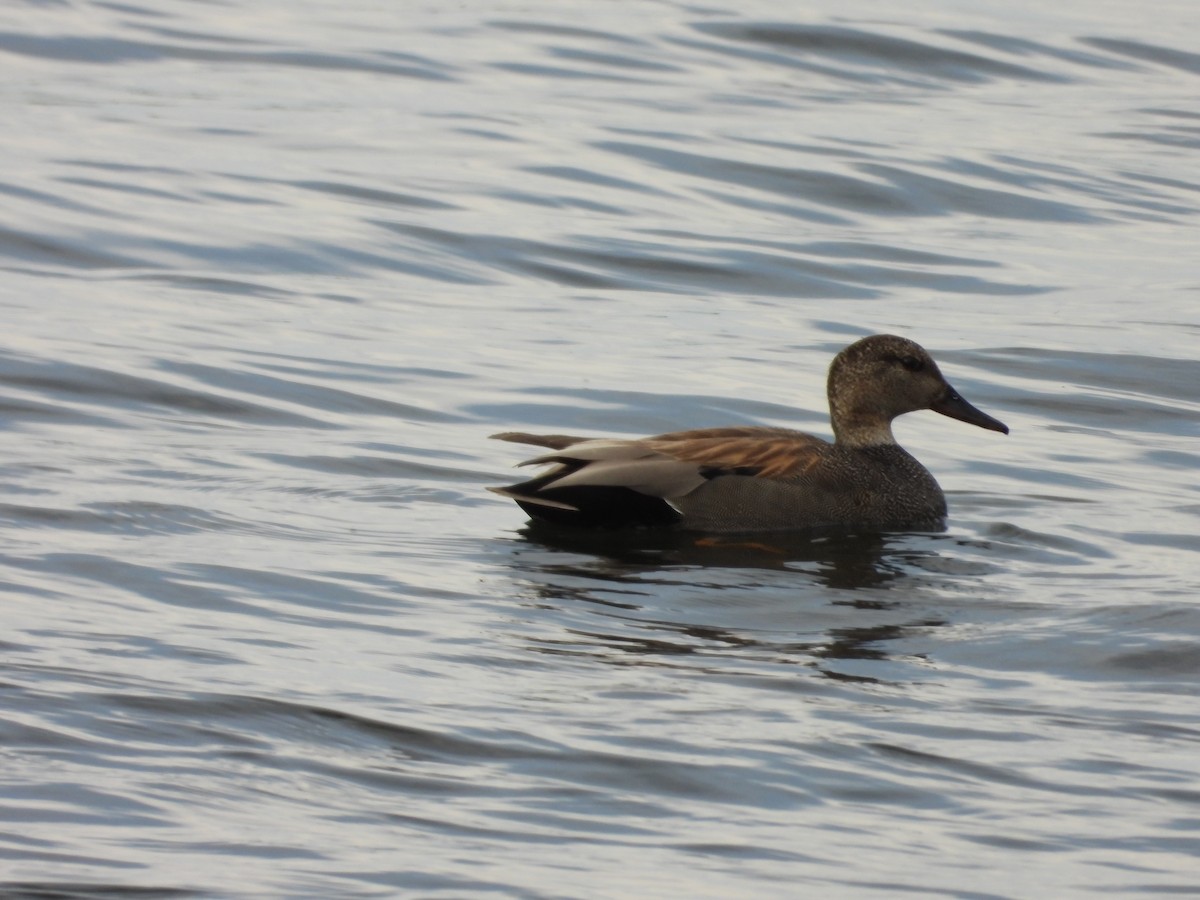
488;428;831;527
490;436;706;503
646;427;831;479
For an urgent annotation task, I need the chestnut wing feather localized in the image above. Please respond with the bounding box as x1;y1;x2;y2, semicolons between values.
646;427;830;480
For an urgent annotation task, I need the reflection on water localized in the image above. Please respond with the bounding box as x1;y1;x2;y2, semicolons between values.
504;524;982;684
514;520;935;586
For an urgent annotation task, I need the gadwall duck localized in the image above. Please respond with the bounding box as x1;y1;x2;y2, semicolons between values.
490;334;1008;533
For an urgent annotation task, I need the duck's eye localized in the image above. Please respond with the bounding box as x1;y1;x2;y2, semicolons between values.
899;355;924;372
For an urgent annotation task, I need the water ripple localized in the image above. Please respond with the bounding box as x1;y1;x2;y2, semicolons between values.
691;22;1070;84
0;31;456;80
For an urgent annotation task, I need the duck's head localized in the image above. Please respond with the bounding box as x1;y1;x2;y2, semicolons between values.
827;334;1008;447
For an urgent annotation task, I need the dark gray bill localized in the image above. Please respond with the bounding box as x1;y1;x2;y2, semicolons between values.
931;386;1009;434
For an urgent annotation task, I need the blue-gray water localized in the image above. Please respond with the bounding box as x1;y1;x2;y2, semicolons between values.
2;0;1199;896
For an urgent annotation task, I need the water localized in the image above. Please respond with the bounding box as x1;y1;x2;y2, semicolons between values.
2;0;1198;896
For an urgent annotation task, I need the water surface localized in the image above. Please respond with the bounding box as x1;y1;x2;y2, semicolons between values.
1;0;1198;896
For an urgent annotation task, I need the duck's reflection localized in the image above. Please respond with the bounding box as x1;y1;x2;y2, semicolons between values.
502;524;973;685
516;522;914;590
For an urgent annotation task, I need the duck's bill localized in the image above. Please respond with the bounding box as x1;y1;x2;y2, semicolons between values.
932;387;1009;434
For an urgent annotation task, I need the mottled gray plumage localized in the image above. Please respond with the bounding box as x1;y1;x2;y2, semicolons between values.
490;335;1008;533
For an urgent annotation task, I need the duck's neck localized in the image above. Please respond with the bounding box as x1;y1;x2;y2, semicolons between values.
832;417;897;448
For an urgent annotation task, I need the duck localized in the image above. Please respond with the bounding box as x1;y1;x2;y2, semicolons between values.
489;334;1008;533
